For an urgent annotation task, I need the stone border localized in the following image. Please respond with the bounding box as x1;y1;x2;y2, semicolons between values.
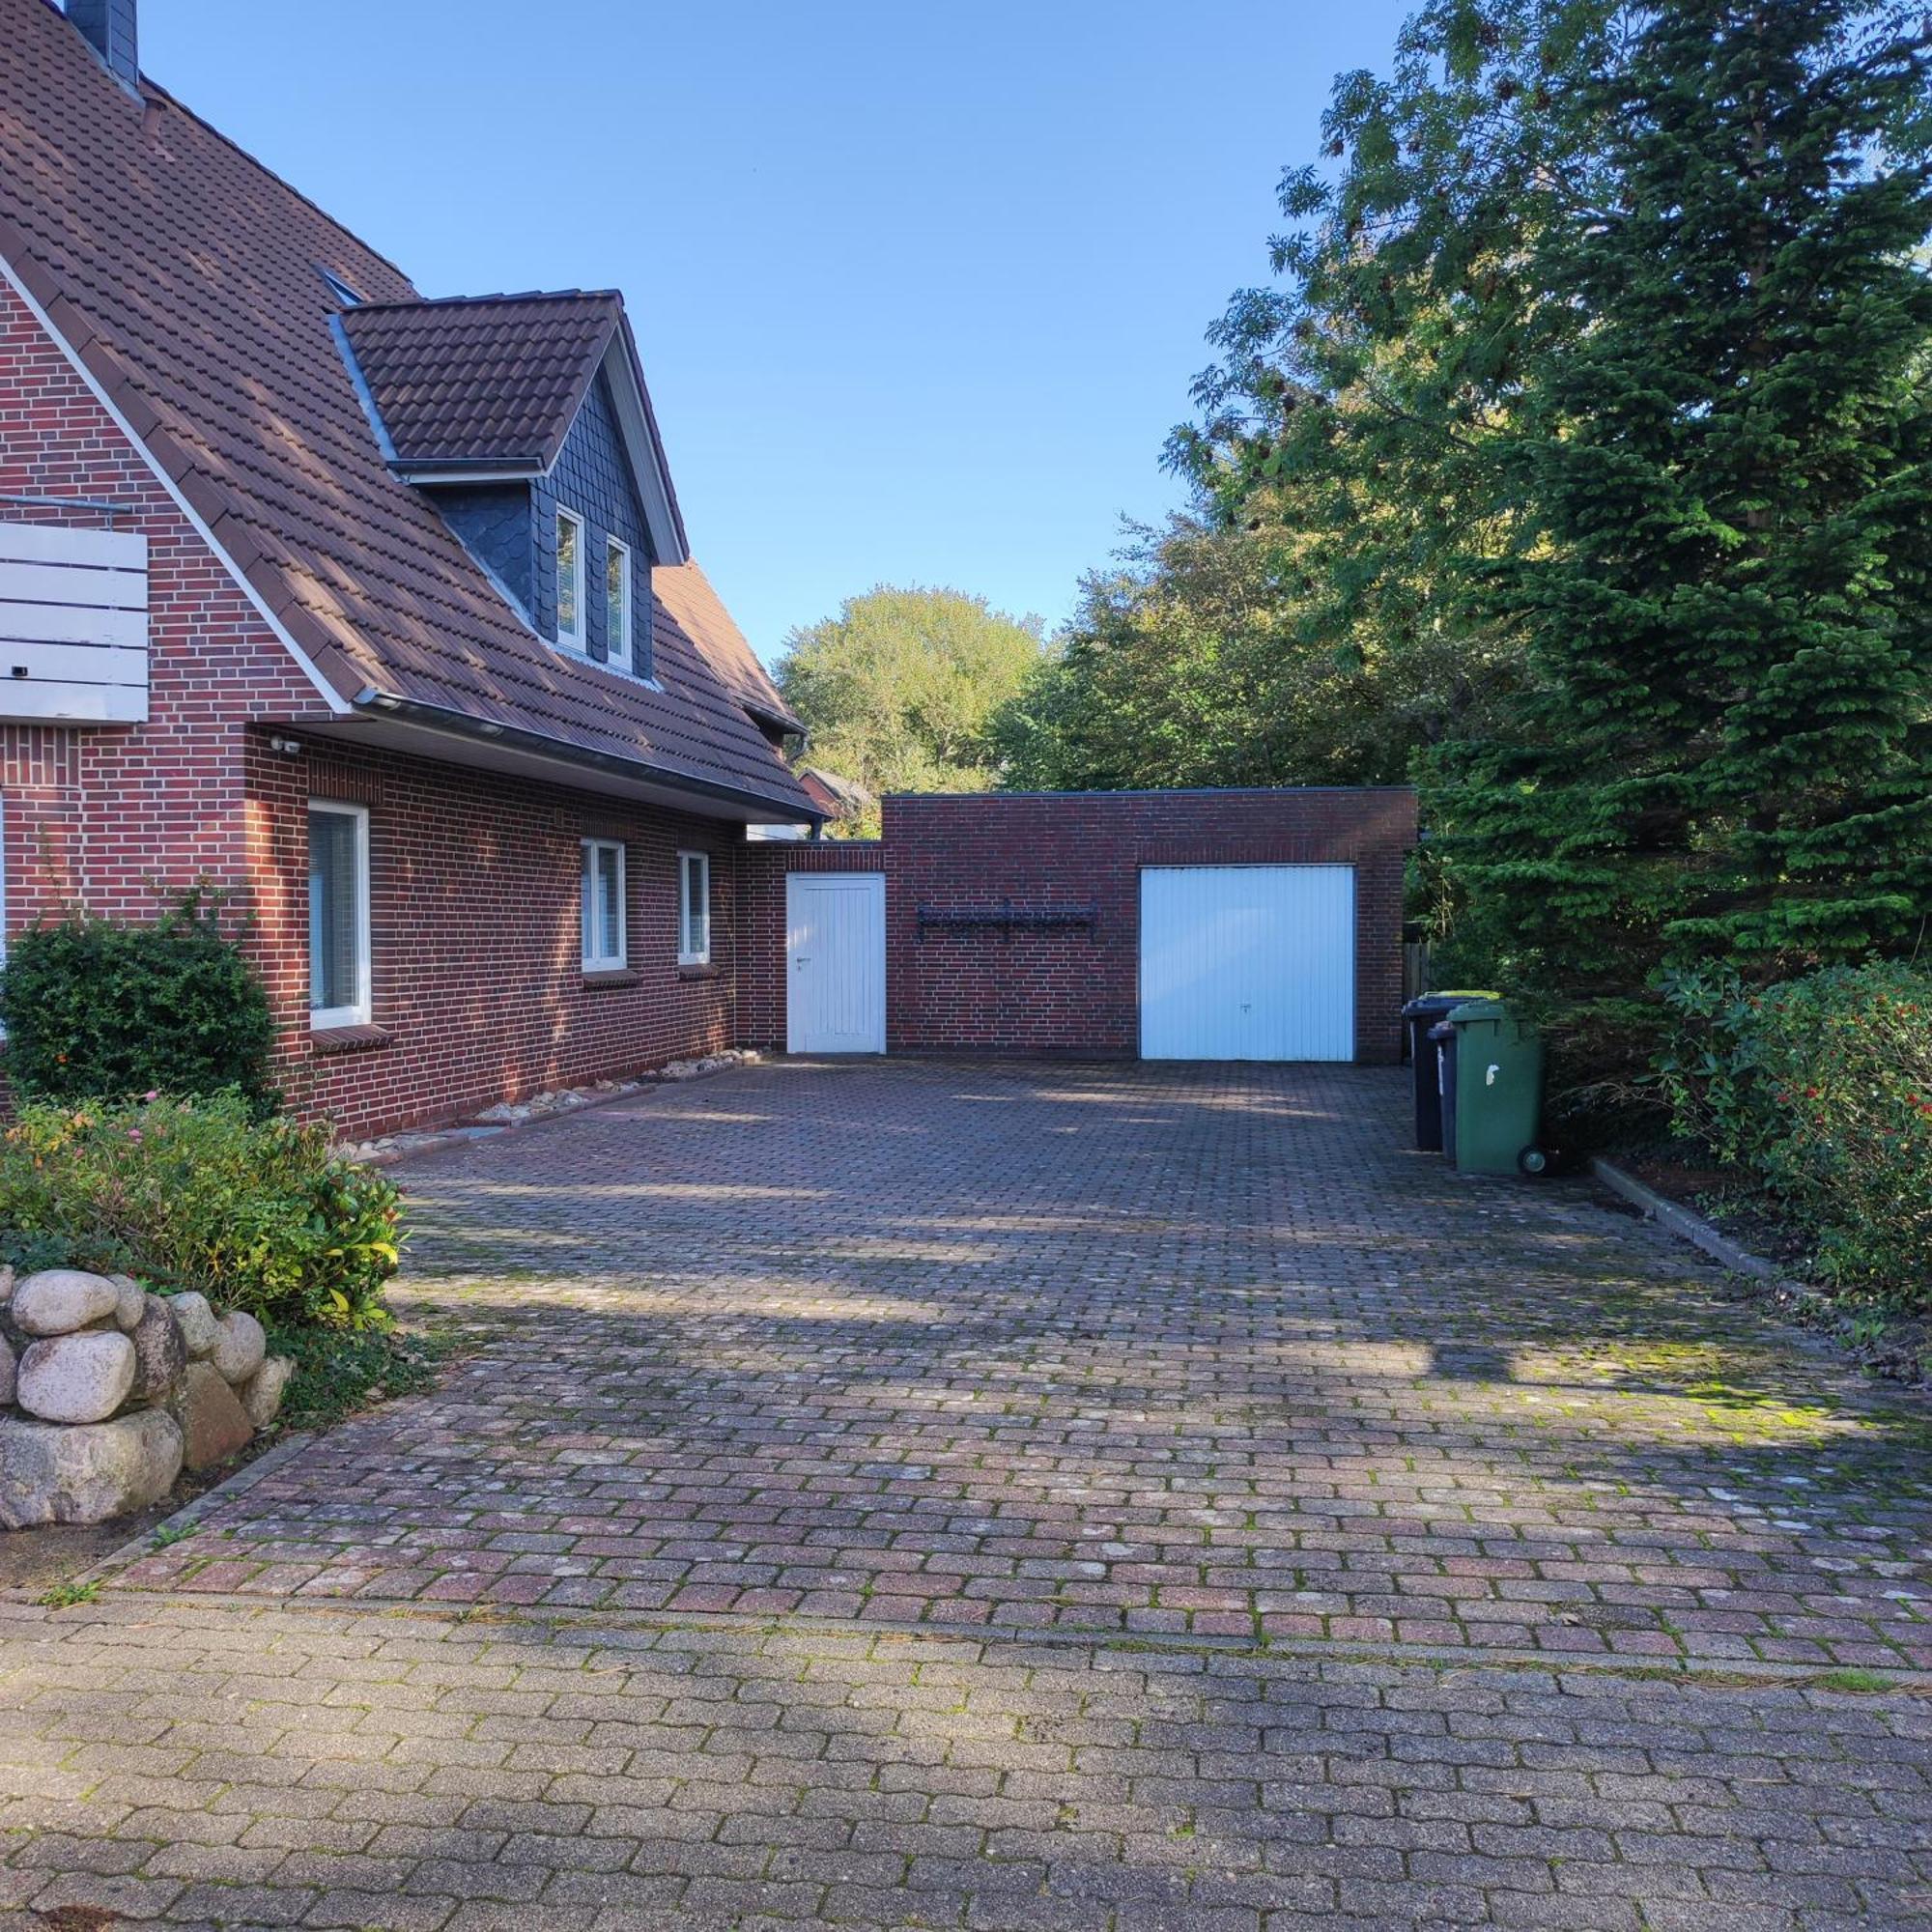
340;1049;761;1166
1589;1155;1795;1289
1591;1155;1928;1385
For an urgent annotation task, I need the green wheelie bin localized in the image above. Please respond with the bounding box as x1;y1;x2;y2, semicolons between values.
1445;1000;1549;1176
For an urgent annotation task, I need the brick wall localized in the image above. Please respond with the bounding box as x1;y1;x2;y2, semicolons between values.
0;272;316;935
248;739;748;1139
742;790;1417;1065
735;838;886;1049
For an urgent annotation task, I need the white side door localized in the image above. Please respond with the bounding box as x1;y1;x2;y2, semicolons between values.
786;872;886;1053
1139;865;1355;1061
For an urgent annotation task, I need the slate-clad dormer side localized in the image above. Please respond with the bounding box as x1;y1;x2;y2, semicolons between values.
533;371;657;679
436;484;534;617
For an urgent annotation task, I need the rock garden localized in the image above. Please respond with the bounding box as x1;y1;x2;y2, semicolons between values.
0;897;413;1551
0;1266;290;1526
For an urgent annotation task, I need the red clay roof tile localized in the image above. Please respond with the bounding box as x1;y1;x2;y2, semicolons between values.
340;293;621;469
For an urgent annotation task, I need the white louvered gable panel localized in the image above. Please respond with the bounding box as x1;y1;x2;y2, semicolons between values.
0;523;149;723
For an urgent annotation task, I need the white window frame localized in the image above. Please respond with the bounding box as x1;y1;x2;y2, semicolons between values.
606;534;632;667
309;800;371;1030
581;838;628;973
678;850;711;966
555;506;587;653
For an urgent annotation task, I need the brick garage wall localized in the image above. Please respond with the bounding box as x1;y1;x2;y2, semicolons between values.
735;838;885;1050
248;737;751;1140
740;790;1417;1064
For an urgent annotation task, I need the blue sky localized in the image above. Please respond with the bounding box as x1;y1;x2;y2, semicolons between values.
143;0;1414;665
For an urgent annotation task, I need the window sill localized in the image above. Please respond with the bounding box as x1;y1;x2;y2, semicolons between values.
581;968;639;990
311;1022;392;1055
677;962;719;981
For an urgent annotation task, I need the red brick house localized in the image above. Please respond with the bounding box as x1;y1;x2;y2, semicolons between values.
0;0;827;1137
0;0;1416;1138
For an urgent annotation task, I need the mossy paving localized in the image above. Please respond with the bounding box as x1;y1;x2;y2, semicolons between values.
96;1061;1931;1678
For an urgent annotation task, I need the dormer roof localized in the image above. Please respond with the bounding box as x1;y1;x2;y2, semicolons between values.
343;292;618;471
338;292;690;566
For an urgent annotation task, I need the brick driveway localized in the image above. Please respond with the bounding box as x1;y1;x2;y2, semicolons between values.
5;1059;1930;1928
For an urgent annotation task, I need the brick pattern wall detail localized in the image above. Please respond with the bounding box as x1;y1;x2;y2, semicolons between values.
248;739;746;1139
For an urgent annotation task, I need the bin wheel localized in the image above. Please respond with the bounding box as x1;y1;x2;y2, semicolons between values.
1518;1146;1549;1177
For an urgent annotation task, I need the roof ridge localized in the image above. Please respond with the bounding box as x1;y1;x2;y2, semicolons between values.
346;289;624;313
136;79;415;294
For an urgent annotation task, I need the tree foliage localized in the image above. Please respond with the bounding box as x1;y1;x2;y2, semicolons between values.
1432;0;1932;996
1002;1;1619;798
992;513;1509;791
1008;0;1932;1016
777;587;1047;824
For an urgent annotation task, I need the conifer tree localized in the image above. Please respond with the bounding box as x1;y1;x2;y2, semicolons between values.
1434;0;1932;996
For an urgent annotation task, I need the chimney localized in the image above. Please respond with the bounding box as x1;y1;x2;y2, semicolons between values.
67;0;139;92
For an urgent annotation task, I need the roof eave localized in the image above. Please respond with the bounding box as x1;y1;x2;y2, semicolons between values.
348;689;819;824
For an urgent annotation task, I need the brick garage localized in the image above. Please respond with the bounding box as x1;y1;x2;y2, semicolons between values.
742;787;1417;1065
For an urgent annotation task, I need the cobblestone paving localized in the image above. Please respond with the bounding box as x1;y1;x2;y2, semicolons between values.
2;1596;1930;1930
5;1059;1931;1927
112;1062;1932;1668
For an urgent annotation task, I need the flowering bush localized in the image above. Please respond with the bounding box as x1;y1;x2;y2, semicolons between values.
1657;962;1932;1309
0;1092;402;1328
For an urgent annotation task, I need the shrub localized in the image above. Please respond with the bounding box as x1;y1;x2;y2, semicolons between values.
0;890;275;1106
0;1092;403;1328
1658;962;1932;1309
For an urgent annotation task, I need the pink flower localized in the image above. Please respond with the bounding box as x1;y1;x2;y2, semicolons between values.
142;1090;159;1103
127;1127;143;1142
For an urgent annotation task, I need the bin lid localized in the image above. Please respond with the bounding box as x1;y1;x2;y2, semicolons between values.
1402;989;1498;1016
1446;998;1511;1024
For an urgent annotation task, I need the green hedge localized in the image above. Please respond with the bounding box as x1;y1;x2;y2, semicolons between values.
1658;963;1932;1310
0;1092;402;1328
0;892;274;1106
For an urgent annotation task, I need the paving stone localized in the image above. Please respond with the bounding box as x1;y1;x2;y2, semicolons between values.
3;1063;1925;1928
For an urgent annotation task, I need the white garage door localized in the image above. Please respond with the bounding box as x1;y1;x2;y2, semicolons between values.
1140;865;1354;1061
786;872;886;1053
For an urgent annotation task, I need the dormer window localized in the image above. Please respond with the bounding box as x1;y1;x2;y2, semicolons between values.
606;537;632;665
555;507;585;651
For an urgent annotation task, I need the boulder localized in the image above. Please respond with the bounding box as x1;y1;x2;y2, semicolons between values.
169;1361;252;1472
12;1268;122;1338
211;1310;267;1386
16;1330;136;1424
128;1294;188;1403
0;1409;184;1527
0;1333;13;1407
0;1264;14;1305
169;1292;221;1359
239;1354;294;1431
110;1274;146;1333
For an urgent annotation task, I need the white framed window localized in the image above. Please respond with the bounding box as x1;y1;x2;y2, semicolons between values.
582;838;627;972
678;850;711;966
309;801;371;1028
606;535;631;666
555;507;585;651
